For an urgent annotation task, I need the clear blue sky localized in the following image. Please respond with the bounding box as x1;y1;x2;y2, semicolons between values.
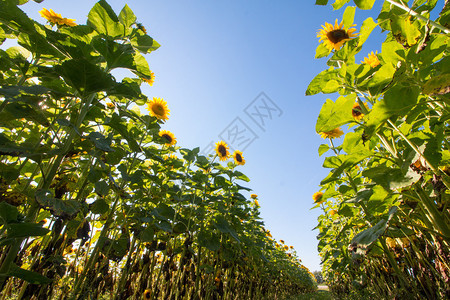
15;0;389;272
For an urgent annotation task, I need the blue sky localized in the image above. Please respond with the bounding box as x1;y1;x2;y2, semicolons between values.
15;0;390;272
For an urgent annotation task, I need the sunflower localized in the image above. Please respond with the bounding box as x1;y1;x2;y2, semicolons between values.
147;97;170;121
159;130;176;146
215;140;230;161
143;289;152;299
250;194;258;199
320;128;344;139
352;102;368;121
254;199;260;207
317;19;358;51
362;51;380;68
329;209;337;216
312;191;324;204
233;150;246;165
144;71;155;86
39;8;76;27
106;102;115;109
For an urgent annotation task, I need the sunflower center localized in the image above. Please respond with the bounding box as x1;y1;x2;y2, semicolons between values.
162;134;172;144
327;29;349;44
235;153;242;162
352;106;362;117
152;104;165;116
218;145;227;157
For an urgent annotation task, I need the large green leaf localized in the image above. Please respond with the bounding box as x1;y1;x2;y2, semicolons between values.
35;190;80;218
316;94;356;133
118;4;136;35
198;230;220;251
57;58;114;96
6;222;50;239
87;0;125;38
306;67;340;95
131;33;160;54
5;264;52;284
0;202;19;224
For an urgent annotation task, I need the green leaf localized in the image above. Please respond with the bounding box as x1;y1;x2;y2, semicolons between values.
342;6;355;30
315;42;331;59
118;4;136;34
357;17;377;48
6;264;52;284
390;14;421;47
95;180;110;196
198;230;220;251
87;0;125;38
35;190;80;218
6;223;50;239
155;220;172;233
316;0;328;4
353;0;376;10
318;144;330;156
88;132;114;152
381;41;405;65
333;0;350;10
6;46;30;59
131;33;160;54
0;102;49;126
306;67;340;95
422;74;450;96
316;94;356;133
139;227;154;242
0;202;19;224
90;198;109;214
57;58;114;97
214;215;240;243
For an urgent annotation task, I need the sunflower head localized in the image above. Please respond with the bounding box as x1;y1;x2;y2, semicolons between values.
312;191;324;204
319;128;344;139
143;289;152;300
250;194;258;199
144;71;155;86
362;51;380;68
159;130;177;146
317;19;358;51
352;102;368;121
147;97;170;121
329;209;337;216
39;8;76;27
254;199;260;207
106;102;115;109
215;141;230;161
233;150;246;165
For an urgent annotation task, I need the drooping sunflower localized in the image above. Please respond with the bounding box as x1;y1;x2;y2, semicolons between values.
147;97;170;121
362;51;380;68
159;130;177;146
317;19;358;51
312;191;324;204
215;140;230;161
144;71;155;86
233;150;246;165
352;102;368;121
39;8;76;27
319;128;344;139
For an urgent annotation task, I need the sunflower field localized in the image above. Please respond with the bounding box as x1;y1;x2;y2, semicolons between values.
309;0;449;299
0;0;317;299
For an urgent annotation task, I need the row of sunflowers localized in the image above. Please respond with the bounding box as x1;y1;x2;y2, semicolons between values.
310;0;449;299
0;0;316;299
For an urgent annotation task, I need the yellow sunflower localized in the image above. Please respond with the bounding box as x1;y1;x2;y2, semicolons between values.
159;130;177;146
106;102;115;109
39;8;76;27
233;150;246;165
147;97;170;121
144;71;155;86
317;19;358;51
362;51;380;68
320;128;344;139
352;102;368;121
215;140;230;161
312;191;324;204
329;209;337;216
250;194;258;199
254;199;260;207
143;289;152;300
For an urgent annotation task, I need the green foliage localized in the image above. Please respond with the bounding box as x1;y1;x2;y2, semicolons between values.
310;1;450;299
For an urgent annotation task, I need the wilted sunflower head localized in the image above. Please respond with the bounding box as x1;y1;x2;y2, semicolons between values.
159;130;176;146
233;150;246;165
312;191;324;204
319;128;344;139
317;19;358;51
147;97;170;121
362;51;380;68
215;140;230;161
